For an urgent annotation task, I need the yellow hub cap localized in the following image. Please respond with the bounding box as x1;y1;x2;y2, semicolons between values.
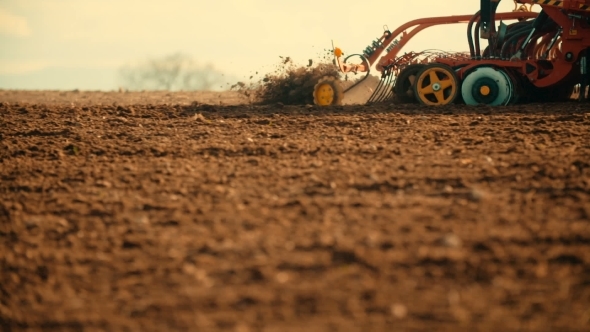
313;76;344;106
415;66;458;105
315;83;334;106
480;85;491;96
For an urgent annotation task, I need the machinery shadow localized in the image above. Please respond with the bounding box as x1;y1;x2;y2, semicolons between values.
182;97;590;119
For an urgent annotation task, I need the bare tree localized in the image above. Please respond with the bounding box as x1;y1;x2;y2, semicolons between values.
118;53;227;91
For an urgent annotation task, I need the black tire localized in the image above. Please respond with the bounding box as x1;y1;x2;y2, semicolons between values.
313;76;344;106
393;64;425;103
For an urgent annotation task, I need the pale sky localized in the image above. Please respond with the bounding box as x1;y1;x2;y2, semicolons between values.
0;0;536;90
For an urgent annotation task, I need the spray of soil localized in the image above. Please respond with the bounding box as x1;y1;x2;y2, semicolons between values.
231;49;385;106
230;53;339;105
230;46;403;106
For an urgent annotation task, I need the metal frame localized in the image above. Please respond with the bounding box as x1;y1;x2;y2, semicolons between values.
331;0;590;104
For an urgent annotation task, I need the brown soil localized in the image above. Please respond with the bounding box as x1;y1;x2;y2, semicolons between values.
1;91;590;332
0;90;250;106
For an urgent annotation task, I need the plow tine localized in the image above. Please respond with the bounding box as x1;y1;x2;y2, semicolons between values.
382;73;396;101
371;79;390;103
367;80;385;103
380;71;396;102
367;74;389;103
368;70;396;104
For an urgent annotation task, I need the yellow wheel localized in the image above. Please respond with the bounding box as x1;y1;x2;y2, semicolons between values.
313;76;344;106
413;64;459;106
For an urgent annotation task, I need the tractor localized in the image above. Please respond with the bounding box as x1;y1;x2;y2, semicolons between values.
313;0;590;106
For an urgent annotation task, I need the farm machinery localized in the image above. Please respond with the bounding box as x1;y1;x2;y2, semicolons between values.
313;0;590;106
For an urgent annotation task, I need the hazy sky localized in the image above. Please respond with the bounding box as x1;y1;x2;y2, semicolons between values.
0;0;535;90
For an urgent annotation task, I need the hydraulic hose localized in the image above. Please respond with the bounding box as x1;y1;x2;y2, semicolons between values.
478;19;530;58
500;19;555;59
500;27;534;59
499;18;549;59
475;19;482;58
486;0;501;57
477;10;533;59
467;11;481;58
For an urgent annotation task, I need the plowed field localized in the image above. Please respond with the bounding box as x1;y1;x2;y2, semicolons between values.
1;91;590;332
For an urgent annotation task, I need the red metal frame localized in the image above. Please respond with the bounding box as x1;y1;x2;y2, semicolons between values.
334;12;538;73
335;0;590;90
445;3;590;88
